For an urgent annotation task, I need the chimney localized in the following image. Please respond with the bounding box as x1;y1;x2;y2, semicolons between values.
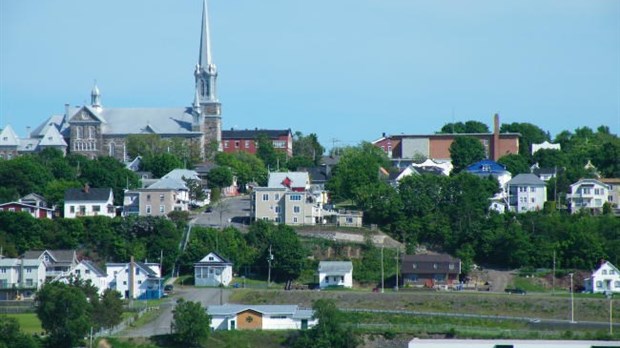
83;183;90;193
492;113;500;161
64;103;70;117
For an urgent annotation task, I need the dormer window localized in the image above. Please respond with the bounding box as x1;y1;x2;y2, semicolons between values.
482;165;491;172
412;264;417;269
208;257;214;261
433;263;438;269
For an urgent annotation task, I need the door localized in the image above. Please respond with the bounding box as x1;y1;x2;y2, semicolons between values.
230;320;235;330
301;319;308;330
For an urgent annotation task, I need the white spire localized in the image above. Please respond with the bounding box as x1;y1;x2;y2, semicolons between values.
199;0;213;69
91;81;101;108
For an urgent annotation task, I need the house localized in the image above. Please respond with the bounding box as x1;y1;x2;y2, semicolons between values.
54;260;108;296
401;254;461;288
506;173;547;213
252;188;328;225
0;193;55;219
23;249;79;281
194;252;233;287
530;163;561;182
411;158;453;176
0;258;46;300
64;185;115;218
0;124;67;159
531;140;561;155
318;261;353;289
584;261;620;294
464;159;512;192
207;304;316;331
387;166;420;187
566;178;611;213
123;188;184;216
222;129;293;158
600;178;620;214
373;114;519;162
106;259;162;299
336;210;363;227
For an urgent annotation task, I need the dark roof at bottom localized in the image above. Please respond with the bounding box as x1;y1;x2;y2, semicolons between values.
222;129;291;139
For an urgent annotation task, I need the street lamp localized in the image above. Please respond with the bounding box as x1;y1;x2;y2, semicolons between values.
569;273;576;323
606;291;613;335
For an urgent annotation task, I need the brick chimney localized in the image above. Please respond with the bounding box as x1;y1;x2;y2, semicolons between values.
492;114;500;161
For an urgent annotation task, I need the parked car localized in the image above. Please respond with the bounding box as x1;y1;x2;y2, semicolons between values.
505;288;526;295
164;284;174;295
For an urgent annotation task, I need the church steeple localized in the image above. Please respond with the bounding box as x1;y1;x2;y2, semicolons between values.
193;0;222;153
91;82;101;109
195;0;218;104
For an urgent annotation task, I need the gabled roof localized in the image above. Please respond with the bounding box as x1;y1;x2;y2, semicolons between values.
148;177;188;190
268;172;310;189
593;261;620;276
23;249;77;264
19;193;47;204
162;169;200;181
30;115;67;138
506;173;546;186
0;258;20;267
401;253;461;275
571;178;608;188
0;125;20;146
38;125;68;146
222;129;291;140
195;252;233;265
207;304;313;319
0;201;54;211
79;260;107;277
465;159;509;175
17;138;39;152
318;261;353;273
64;188;113;202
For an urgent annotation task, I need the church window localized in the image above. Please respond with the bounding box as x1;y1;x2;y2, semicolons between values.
109;143;116;157
205;80;210;97
88;126;95;139
76;127;83;139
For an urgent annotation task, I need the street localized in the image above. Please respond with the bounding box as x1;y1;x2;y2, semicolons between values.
122;287;230;337
193;195;251;230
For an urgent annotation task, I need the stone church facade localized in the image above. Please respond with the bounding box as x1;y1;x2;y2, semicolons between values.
12;0;222;161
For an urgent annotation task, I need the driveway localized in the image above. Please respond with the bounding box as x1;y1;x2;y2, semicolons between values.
121;287;230;337
193;196;251;230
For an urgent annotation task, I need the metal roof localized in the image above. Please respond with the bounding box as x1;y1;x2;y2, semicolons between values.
268;172;310;189
318;261;353;274
0;125;20;146
207;304;313;319
506;173;546;186
222;129;291;139
64;188;113;202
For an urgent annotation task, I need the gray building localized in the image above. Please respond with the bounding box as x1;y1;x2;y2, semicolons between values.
505;173;548;213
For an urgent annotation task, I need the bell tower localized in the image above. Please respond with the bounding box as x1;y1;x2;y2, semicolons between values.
193;0;222;151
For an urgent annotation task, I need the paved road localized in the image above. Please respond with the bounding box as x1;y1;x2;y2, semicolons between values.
193;196;251;230
121;287;230;337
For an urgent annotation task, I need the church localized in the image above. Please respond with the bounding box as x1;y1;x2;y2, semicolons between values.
0;0;221;161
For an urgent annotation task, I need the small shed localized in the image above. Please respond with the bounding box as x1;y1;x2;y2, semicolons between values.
194;252;233;287
318;261;353;289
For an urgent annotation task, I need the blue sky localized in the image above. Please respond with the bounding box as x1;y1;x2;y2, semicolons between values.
1;0;619;150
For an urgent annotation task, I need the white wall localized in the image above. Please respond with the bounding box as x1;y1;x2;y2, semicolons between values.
195;265;233;287
319;271;353;289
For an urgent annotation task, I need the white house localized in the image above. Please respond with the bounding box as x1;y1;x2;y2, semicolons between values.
0;258;46;300
506;174;547;213
194;252;233;287
584;261;620;294
23;249;79;280
531;140;561;155
106;260;162;299
55;260;108;296
566;179;611;213
207;304;317;331
318;261;353;289
64;185;115;218
268;172;311;191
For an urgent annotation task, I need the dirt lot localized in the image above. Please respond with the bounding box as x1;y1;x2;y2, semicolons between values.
230;289;619;322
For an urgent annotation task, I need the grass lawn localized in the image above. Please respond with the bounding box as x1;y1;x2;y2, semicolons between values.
4;313;43;335
509;276;547;292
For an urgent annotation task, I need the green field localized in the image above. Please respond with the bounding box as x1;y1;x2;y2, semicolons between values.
4;313;43;335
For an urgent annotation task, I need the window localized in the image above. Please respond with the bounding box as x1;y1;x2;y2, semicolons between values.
293;206;300;213
293;217;298;223
147;194;151;201
596;281;603;288
531;198;535;203
93;205;101;213
610;270;616;275
146;205;152;215
346;217;353;223
594;188;602;195
245;140;250;148
262;193;269;201
159;205;165;213
85;269;90;274
482;164;491;172
290;194;301;201
271;315;287;319
519;186;526;193
138;280;142;285
530;187;536;192
135;269;140;275
582;188;591;194
262;217;269;221
235;141;240;148
274;193;280;200
25;279;33;287
123;281;127;285
208;256;214;261
275;206;280;213
433;264;438;269
449;264;455;270
224;141;229;148
272;140;286;148
615;281;620;288
160;194;165;202
602;270;608;275
26;268;32;273
412;264;417;269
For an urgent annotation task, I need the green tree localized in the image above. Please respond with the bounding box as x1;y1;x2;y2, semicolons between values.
256;134;280;170
92;289;124;331
142;153;184;178
439;120;489;134
500;122;549;158
246;221;305;281
292;132;325;166
215;151;268;189
206;166;233;189
0;316;40;348
449;136;486;174
80;156;140;205
326;142;390;201
35;282;90;348
172;299;211;347
497;153;530;175
292;299;359;348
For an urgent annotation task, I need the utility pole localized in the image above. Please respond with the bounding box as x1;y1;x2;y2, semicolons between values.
380;245;385;294
569;273;575;323
267;245;273;288
552;250;556;296
395;248;399;291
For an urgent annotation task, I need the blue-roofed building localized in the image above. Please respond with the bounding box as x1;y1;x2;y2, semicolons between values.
207;304;317;330
464;159;512;192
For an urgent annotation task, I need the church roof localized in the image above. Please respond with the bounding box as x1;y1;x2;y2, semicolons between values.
67;106;202;137
39;125;68;146
18;138;40;152
0;125;20;146
30;115;67;138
